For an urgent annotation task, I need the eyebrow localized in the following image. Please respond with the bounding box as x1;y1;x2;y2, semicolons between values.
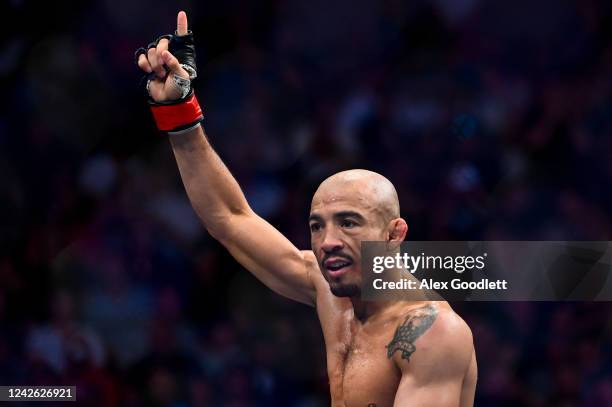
308;211;366;223
334;211;366;222
308;213;323;223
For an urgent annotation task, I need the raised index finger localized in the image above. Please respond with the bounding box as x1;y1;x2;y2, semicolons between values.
177;11;188;36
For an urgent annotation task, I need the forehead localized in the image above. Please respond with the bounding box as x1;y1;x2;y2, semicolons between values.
310;182;377;215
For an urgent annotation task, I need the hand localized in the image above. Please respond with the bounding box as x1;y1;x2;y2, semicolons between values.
136;11;191;103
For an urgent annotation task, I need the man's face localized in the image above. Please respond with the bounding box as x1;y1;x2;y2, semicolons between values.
309;185;389;297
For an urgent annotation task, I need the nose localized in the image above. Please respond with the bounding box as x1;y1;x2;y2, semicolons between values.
321;228;344;254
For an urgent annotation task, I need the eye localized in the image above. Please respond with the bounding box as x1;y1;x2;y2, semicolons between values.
310;223;321;232
341;219;357;228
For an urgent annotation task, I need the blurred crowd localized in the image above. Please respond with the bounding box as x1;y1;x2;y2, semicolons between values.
1;0;612;405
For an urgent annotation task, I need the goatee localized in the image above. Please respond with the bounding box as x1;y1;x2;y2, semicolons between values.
330;283;361;297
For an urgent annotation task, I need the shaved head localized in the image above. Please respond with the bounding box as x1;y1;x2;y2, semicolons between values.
309;169;406;298
312;169;400;224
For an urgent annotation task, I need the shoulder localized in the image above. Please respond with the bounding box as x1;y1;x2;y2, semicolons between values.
300;250;318;267
300;250;328;288
388;302;474;382
299;251;352;311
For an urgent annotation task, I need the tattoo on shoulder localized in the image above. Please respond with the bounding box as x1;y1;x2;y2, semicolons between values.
386;304;438;361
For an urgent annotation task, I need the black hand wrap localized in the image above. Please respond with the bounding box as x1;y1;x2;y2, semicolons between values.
135;31;203;134
169;30;197;79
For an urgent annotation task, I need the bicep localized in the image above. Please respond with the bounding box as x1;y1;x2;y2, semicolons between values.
460;350;477;407
392;308;475;407
394;376;462;407
218;211;317;306
395;348;476;407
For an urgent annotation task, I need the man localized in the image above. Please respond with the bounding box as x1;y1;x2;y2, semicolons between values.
135;11;477;406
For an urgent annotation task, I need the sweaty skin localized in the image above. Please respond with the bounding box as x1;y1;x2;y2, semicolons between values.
307;170;476;406
139;12;477;406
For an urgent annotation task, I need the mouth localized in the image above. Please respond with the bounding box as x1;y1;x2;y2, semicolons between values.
324;257;354;278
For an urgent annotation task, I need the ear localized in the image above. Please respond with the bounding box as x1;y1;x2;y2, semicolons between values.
387;218;408;242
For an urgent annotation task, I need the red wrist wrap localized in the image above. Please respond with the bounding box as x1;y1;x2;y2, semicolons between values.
150;94;203;132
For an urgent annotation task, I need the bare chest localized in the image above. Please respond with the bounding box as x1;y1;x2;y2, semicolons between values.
321;314;401;407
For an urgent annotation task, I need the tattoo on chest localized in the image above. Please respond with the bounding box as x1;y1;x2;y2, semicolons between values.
386;304;438;361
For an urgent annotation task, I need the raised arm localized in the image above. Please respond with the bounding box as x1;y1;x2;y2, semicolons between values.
135;11;317;306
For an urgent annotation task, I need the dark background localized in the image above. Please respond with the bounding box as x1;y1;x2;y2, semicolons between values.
1;0;612;405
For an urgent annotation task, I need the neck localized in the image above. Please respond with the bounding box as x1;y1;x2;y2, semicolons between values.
350;296;396;321
351;296;383;322
350;267;434;322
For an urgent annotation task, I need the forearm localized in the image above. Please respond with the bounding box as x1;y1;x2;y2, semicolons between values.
168;124;251;238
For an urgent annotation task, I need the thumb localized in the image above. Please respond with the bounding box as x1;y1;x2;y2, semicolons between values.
161;50;186;76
